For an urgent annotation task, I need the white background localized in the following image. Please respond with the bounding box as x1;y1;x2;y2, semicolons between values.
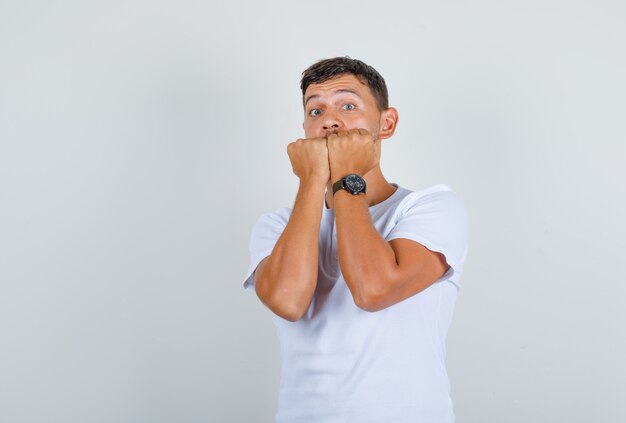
1;1;625;422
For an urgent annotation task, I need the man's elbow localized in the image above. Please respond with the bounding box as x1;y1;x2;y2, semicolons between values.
278;307;306;322
264;296;307;321
264;302;306;322
255;278;308;321
350;276;389;313
354;294;386;313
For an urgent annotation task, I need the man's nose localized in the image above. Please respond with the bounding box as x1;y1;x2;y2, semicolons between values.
322;114;343;134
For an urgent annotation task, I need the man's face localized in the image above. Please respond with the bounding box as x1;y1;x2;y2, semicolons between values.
302;74;383;139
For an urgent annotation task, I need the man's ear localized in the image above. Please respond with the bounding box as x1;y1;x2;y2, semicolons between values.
378;107;399;140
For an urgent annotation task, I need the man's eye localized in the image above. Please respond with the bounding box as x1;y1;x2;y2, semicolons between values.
342;103;355;111
309;109;321;117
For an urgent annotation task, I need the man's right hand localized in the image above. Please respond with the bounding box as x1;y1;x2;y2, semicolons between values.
287;137;330;184
256;137;329;321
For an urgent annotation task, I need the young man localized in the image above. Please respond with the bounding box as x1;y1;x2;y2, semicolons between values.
242;57;468;423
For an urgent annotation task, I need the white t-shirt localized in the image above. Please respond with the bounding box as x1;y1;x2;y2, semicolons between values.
243;183;468;423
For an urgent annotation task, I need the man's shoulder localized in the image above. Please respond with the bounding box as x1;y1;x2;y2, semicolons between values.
260;206;293;219
395;183;464;211
252;206;293;232
401;183;456;197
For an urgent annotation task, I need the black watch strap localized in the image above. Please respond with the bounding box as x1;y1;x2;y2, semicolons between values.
332;179;344;196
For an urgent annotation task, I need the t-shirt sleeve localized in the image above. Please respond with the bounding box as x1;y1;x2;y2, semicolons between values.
385;187;468;287
242;208;292;291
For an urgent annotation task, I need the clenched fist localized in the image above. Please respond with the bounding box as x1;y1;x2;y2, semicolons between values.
287;137;330;184
327;128;380;181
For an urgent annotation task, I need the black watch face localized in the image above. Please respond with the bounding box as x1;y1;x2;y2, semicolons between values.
345;174;365;194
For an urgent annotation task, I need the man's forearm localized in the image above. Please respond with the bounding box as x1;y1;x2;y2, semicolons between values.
255;178;326;321
334;190;397;310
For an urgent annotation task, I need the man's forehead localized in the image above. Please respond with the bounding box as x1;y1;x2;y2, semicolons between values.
304;74;368;102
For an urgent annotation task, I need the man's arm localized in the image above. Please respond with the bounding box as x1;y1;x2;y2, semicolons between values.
327;129;449;312
254;138;329;322
333;190;449;312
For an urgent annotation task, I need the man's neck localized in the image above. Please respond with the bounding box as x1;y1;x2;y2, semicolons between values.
324;167;397;210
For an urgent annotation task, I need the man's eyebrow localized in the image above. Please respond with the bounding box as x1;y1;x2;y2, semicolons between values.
304;89;362;106
304;94;319;106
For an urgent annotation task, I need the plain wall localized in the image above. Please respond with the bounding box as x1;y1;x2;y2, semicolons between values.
1;1;625;422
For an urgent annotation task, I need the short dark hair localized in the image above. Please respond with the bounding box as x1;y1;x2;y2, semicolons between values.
300;57;389;111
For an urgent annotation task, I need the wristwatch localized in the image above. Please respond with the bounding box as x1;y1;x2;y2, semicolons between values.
332;173;367;196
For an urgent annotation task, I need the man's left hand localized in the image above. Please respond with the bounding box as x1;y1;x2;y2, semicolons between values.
327;128;381;181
